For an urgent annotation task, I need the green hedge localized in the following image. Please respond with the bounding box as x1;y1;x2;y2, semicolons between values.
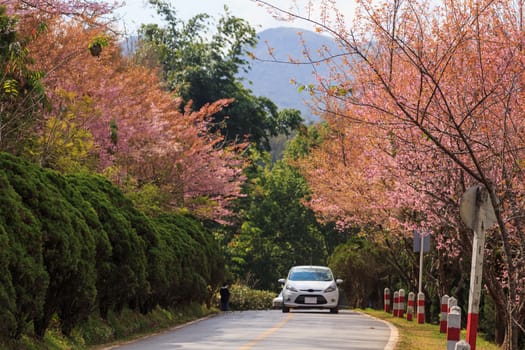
0;152;225;342
225;284;276;311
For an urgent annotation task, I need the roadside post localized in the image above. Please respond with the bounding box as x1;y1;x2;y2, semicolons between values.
455;340;471;350
406;292;415;321
417;292;425;324
384;288;390;313
440;294;449;333
460;185;497;350
393;290;399;317
447;306;462;350
398;289;405;318
448;296;457;310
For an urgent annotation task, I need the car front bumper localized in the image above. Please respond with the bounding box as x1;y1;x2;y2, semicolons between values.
282;290;339;309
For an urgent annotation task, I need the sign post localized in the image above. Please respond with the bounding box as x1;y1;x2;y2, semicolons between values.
414;230;430;293
414;230;430;324
460;185;497;350
418;233;424;294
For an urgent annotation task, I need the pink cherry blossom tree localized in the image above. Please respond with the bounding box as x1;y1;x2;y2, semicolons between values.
255;0;525;346
16;4;246;221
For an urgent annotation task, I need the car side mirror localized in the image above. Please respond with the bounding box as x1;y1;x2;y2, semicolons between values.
278;278;286;284
336;279;343;284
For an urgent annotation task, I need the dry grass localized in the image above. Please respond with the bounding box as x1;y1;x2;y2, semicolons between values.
361;309;501;350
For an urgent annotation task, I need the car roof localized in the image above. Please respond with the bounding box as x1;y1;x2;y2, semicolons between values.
290;265;331;270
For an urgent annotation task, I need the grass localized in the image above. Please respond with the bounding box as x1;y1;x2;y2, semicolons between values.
0;304;219;350
361;309;501;350
88;304;219;349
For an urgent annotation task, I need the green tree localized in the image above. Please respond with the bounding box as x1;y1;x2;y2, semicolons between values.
228;149;328;290
283;123;327;161
329;233;393;309
136;1;302;150
0;6;46;153
33;90;97;172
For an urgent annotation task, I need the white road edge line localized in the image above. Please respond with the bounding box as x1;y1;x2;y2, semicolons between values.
356;311;399;350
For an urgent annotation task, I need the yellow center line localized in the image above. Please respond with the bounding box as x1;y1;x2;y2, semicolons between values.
237;313;293;350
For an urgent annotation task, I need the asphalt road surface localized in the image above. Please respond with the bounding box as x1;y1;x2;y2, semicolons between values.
106;309;398;350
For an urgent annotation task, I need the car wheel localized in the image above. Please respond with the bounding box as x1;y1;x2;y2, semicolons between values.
330;308;339;314
282;306;290;313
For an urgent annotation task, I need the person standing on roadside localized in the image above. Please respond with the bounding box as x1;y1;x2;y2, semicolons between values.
220;282;230;311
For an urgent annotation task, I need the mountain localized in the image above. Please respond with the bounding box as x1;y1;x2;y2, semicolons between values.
240;27;340;123
122;27;339;123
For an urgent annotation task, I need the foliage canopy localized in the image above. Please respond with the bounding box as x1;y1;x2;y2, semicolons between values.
0;152;224;342
137;0;303;151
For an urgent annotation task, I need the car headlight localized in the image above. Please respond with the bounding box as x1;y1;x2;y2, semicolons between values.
324;284;337;293
286;284;298;292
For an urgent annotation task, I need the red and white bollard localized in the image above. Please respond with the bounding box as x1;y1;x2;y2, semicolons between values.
384;288;390;313
447;306;462;350
393;290;399;317
417;292;425;324
440;294;449;333
455;340;471;350
406;292;415;321
398;289;405;318
448;296;457;310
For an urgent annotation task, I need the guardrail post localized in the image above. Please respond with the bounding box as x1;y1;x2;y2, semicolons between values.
384;288;390;313
393;290;399;317
417;292;425;324
440;294;449;333
447;306;461;350
398;289;405;318
406;292;415;321
455;340;471;350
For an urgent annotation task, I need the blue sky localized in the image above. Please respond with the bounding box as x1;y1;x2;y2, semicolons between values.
114;0;355;34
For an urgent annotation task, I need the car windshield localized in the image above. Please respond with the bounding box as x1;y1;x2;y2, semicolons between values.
288;268;333;281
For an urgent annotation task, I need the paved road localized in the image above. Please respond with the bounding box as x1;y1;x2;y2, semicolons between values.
107;309;397;350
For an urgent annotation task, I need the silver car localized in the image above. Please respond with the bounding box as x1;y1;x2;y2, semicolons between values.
272;290;283;309
278;265;342;313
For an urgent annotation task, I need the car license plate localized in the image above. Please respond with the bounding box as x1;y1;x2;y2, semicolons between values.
305;297;317;304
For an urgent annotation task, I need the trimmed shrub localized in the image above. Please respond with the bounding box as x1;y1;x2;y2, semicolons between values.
1;154;98;337
0;152;226;342
0;162;49;339
0;225;16;339
225;284;275;311
66;174;149;318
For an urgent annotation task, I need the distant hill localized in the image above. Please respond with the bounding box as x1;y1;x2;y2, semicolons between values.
240;27;341;123
121;27;340;123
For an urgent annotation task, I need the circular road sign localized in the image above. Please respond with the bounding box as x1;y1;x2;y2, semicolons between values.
460;185;497;231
